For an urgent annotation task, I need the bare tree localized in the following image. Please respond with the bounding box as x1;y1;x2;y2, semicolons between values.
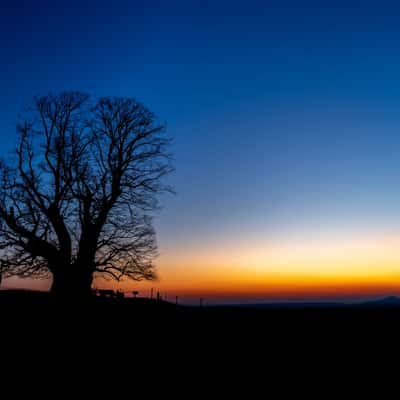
0;92;172;298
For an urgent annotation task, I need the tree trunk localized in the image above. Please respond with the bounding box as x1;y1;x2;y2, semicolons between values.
50;264;93;300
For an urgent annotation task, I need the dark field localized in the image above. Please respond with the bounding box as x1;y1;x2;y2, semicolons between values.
2;289;399;376
2;290;392;391
2;290;400;339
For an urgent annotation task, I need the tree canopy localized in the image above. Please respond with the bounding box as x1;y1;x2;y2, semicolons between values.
0;92;173;297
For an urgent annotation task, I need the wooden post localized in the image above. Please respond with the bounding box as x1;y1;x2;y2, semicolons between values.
0;260;3;288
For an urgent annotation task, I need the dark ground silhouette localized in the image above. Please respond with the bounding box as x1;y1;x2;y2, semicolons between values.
1;289;398;375
2;289;400;338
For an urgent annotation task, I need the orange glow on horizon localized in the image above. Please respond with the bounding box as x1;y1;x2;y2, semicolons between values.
101;232;400;302
4;232;400;303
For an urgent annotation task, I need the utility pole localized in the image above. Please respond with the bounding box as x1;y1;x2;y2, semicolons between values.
0;260;4;288
150;287;153;300
175;296;178;305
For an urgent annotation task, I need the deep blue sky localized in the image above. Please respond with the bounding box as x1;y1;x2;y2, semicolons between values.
2;1;400;298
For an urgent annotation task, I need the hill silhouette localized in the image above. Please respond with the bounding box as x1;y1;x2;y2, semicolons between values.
2;289;400;329
2;289;400;364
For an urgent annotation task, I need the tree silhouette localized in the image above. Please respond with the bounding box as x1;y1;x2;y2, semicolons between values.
0;92;173;298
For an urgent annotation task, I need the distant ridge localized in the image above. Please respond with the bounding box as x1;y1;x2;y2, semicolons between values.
362;296;400;307
212;296;400;309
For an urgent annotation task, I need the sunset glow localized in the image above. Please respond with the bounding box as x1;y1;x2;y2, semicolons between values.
98;233;400;303
6;232;400;303
3;1;400;305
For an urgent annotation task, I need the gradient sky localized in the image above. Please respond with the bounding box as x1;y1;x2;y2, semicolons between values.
2;0;400;303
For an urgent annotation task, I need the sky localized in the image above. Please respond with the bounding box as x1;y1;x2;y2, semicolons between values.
2;0;400;303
